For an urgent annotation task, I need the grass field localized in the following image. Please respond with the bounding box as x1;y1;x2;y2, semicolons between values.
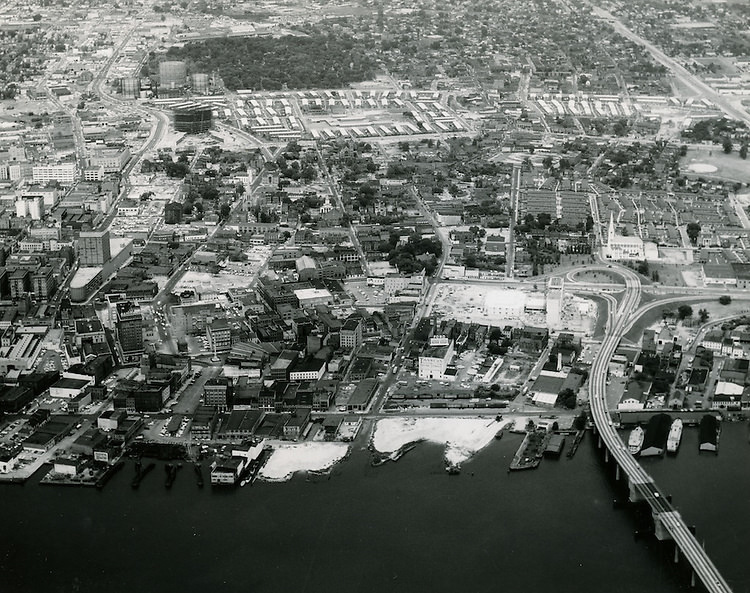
681;146;750;183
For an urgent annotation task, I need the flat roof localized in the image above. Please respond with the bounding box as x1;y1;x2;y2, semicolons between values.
348;378;378;406
110;237;132;258
53;377;90;390
70;266;102;289
293;288;332;300
532;374;565;395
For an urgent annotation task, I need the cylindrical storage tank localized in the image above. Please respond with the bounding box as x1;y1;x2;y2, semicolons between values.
121;77;140;98
159;61;187;89
173;104;213;134
191;73;209;95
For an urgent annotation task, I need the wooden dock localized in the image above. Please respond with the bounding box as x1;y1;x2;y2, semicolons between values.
566;429;586;459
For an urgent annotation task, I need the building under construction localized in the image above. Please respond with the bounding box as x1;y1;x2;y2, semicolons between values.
172;102;213;134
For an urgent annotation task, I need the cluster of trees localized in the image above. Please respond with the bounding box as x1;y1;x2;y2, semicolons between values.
633;260;661;282
0;29;48;87
464;252;506;271
165;33;376;90
464;199;507;225
385;161;416;179
381;233;442;275
487;328;513;355
272;155;317;183
249;205;279;224
557;388;577;410
662;304;709;323
721;138;748;159
682;117;748;144
686;222;701;245
601;142;670;189
583;117;632;137
326;144;378;184
516;213;553;233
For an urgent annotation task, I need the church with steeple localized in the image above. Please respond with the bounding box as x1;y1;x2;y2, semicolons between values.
603;212;645;260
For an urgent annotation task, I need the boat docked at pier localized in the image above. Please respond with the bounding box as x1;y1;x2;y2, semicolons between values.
699;414;720;453
666;419;683;454
628;426;644;455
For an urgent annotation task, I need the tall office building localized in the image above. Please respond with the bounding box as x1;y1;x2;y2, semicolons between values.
79;230;111;266
116;302;144;362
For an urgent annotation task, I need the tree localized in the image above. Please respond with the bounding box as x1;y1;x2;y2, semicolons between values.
686;222;701;245
698;308;709;323
637;260;649;276
719;295;732;305
677;304;693;320
300;165;317;182
536;212;552;228
740;144;748;160
558;388;577;409
679;145;688;157
722;137;733;154
219;203;231;219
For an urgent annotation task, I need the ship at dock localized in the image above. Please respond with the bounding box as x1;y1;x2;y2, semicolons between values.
699;414;720;453
666;419;683;454
628;426;644;455
640;413;671;457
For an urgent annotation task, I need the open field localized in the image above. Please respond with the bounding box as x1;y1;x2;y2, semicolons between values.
681;146;750;183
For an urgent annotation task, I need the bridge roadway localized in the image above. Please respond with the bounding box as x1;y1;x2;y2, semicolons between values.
590;265;732;593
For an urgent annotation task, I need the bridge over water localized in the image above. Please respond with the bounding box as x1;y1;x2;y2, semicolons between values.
590;266;732;593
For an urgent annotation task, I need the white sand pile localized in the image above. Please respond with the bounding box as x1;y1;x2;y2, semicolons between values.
259;442;350;482
372;417;511;467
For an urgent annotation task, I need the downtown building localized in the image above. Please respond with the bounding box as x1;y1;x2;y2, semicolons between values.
78;230;111;266
116;302;144;364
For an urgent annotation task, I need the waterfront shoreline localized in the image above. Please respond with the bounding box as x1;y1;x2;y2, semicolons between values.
370;416;517;470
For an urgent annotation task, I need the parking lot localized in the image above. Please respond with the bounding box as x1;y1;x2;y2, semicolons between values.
344;279;387;307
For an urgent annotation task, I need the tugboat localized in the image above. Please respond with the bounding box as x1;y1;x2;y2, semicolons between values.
628;426;645;455
666;419;683;454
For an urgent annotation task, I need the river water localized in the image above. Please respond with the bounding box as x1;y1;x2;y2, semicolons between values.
1;423;747;593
